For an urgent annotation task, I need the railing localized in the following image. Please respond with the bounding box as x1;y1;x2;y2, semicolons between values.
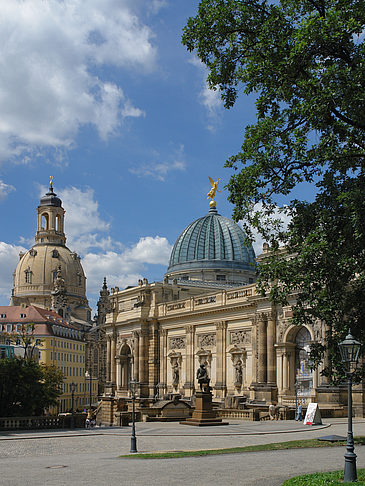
217;409;260;421
0;414;86;430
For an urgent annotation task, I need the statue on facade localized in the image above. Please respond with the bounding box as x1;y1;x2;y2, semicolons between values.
172;362;179;387
196;363;210;391
235;360;243;385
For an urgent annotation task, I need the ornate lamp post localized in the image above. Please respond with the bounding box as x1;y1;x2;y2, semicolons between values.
338;331;362;483
129;379;138;453
70;382;76;429
85;371;92;410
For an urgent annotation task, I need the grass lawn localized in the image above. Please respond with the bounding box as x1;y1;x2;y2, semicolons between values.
282;468;365;485
119;436;365;459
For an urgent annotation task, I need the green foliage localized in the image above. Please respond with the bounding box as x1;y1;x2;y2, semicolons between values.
183;0;365;380
4;322;43;360
282;468;365;485
0;357;64;417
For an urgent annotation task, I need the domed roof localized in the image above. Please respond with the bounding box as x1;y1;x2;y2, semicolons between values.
13;244;86;299
39;186;62;207
167;207;256;274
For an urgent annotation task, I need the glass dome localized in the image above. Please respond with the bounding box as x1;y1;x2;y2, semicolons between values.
167;207;256;274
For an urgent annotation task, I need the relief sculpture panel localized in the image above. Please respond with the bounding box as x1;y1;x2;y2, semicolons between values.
230;329;251;346
169;337;186;350
199;333;216;347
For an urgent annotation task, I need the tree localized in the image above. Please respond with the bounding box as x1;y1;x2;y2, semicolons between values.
6;323;42;360
0;358;64;417
183;0;365;380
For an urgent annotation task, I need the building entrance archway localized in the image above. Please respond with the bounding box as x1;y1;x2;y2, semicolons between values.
117;344;132;392
295;327;313;397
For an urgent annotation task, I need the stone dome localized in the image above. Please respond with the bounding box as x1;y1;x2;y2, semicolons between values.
165;207;256;285
13;245;87;300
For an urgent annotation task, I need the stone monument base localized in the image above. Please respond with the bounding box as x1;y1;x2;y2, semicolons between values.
180;391;228;427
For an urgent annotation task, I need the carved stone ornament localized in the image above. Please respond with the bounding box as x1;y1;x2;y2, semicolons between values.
169;337;186;350
230;330;251;346
277;320;290;343
196;348;212;366
198;333;216;347
312;321;322;341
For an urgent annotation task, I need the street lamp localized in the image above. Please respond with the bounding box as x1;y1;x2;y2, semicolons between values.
70;382;76;429
338;331;362;483
85;371;92;410
129;379;138;453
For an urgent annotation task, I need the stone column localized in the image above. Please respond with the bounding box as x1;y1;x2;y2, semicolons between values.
215;321;227;397
139;325;149;395
106;336;111;382
110;334;116;384
283;352;289;392
132;331;140;382
276;350;283;392
116;357;121;390
159;329;167;396
267;313;276;384
183;325;195;395
257;314;267;383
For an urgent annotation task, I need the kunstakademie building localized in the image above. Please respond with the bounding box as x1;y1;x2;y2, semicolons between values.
7;181;364;420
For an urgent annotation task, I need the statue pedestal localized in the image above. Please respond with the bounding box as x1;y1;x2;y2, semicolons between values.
180;391;228;426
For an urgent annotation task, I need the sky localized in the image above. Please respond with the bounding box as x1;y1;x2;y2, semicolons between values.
0;0;295;312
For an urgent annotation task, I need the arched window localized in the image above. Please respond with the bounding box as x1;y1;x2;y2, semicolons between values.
295;327;313;396
25;269;32;284
56;214;61;232
41;213;49;230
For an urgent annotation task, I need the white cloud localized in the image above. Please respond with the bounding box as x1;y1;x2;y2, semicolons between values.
188;56;222;130
244;204;292;256
126;236;172;264
0;0;156;163
82;236;172;294
129;144;186;181
0;180;15;200
37;185;110;254
0;242;27;303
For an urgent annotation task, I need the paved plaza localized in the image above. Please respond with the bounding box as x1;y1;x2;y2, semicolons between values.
1;418;364;485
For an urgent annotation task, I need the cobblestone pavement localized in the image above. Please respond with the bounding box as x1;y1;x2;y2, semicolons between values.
1;419;364;485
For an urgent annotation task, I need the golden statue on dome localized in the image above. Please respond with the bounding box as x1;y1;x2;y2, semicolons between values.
49;175;53;188
207;176;222;208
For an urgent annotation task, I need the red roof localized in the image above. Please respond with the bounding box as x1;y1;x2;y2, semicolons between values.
0;305;78;330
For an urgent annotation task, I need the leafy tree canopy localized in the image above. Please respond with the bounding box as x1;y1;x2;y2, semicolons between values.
0;358;64;417
183;0;365;380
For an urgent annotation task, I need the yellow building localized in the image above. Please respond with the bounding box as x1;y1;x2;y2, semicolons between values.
0;304;97;413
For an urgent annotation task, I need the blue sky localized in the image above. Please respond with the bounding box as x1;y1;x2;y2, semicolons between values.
0;0;292;311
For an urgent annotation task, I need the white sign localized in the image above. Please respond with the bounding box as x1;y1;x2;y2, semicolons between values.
303;402;322;425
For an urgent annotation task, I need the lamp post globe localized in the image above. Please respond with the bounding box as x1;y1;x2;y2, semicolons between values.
338;331;362;483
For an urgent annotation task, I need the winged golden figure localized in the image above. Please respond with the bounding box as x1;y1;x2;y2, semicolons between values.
207;177;222;207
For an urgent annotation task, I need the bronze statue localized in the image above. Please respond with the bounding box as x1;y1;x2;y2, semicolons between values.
196;363;210;391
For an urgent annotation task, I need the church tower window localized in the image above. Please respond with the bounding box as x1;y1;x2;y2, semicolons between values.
25;269;32;284
41;213;49;230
